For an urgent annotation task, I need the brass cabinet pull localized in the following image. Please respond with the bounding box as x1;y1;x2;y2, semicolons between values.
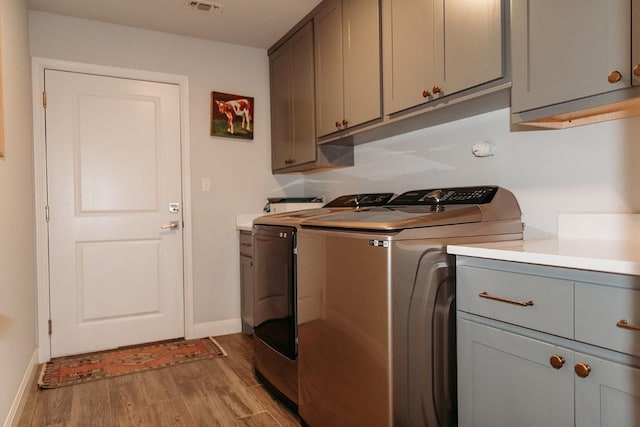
479;291;534;307
422;89;431;98
284;158;295;165
575;363;591;378
342;119;348;127
616;319;640;332
432;85;442;94
549;354;565;369
633;64;640;77
608;70;623;83
335;121;341;128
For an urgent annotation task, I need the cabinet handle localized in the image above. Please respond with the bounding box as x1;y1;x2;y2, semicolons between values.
335;121;341;128
284;158;295;165
607;70;622;83
342;119;348;127
575;363;591;378
549;354;565;369
633;64;640;77
478;291;534;307
616;319;640;332
422;89;431;98
432;85;442;94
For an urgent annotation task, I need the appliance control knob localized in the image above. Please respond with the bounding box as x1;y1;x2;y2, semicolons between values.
425;190;445;203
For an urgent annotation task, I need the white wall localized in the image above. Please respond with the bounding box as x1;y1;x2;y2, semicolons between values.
0;0;37;423
306;108;640;237
28;11;304;327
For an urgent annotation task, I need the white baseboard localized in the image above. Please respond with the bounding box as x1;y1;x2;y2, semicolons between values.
4;349;39;427
189;318;242;339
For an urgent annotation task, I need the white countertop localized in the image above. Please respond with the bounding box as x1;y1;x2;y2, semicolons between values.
447;238;640;275
236;213;263;232
448;213;640;275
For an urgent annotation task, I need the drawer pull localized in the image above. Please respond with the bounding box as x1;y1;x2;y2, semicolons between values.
616;319;640;332
479;292;534;307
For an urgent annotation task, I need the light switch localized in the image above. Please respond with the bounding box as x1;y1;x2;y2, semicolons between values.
201;177;211;192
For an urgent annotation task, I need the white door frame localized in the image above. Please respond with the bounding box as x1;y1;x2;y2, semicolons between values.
32;57;195;363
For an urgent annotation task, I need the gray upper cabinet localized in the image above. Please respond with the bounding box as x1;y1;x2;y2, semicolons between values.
270;21;317;171
382;0;504;115
511;0;631;114
314;0;381;137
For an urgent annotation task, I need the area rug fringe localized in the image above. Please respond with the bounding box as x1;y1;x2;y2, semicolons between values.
38;336;227;389
208;337;228;356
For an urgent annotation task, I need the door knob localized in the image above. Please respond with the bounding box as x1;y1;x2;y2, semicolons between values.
160;221;180;230
575;363;591;378
607;70;622;83
432;86;442;94
342;119;348;127
549;354;565;369
422;89;431;98
633;64;640;77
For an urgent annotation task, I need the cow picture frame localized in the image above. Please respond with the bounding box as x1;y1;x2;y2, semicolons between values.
210;91;254;140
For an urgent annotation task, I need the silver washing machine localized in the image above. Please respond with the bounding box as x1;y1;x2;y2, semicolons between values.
296;186;523;426
252;193;395;410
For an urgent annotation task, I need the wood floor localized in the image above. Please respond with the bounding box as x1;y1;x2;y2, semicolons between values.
17;334;301;427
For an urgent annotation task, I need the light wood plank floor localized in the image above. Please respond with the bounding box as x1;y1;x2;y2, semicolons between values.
17;334;301;427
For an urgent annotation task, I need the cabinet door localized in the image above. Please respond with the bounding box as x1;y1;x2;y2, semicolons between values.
382;0;436;115
457;319;574;427
511;0;631;113
314;0;345;137
574;353;640;427
290;21;317;167
270;43;293;170
433;0;503;96
633;0;640;86
342;0;381;130
240;253;253;333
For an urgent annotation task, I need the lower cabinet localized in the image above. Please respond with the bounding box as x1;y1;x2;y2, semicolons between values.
457;319;574;427
456;257;640;427
239;230;253;335
574;352;640;427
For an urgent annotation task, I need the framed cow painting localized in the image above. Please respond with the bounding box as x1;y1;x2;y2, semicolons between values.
211;91;254;140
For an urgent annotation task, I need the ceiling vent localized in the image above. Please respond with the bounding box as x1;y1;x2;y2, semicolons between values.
184;0;224;14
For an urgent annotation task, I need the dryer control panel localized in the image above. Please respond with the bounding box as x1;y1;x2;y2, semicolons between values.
325;193;395;208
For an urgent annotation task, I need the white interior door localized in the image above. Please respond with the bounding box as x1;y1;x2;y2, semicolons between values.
45;69;184;357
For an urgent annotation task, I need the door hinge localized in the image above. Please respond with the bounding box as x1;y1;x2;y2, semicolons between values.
45;205;50;222
48;319;52;335
42;91;47;108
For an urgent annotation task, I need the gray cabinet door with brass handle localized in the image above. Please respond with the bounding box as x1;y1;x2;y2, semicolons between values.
457;256;640;426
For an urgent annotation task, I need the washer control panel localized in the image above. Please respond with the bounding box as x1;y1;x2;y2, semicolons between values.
388;186;498;206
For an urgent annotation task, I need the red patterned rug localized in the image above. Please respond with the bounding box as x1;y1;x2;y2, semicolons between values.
38;337;227;389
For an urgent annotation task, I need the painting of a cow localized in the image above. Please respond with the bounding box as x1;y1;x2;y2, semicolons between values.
211;92;254;139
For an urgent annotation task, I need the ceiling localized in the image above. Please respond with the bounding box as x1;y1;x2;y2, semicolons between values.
26;0;323;50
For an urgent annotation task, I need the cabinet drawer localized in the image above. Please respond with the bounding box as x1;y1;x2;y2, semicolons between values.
457;266;573;338
575;282;640;358
239;232;253;257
